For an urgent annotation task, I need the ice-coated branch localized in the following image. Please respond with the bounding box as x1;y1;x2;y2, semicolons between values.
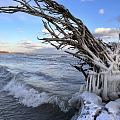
0;0;116;79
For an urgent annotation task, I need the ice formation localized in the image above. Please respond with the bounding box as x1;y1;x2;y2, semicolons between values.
72;91;120;120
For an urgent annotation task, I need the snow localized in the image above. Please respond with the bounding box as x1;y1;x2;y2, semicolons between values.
105;100;120;114
75;92;102;120
96;111;116;120
77;102;102;120
115;98;120;103
81;91;102;105
71;41;120;120
72;92;120;120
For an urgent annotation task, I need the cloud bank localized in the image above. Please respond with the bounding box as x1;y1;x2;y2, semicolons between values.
18;39;43;50
93;28;118;39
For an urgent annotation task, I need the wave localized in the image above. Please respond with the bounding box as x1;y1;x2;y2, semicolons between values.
1;65;81;113
0;66;13;81
4;79;49;107
0;66;9;74
3;77;71;112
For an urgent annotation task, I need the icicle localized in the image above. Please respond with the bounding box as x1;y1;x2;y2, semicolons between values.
97;74;100;89
102;74;108;100
101;74;104;88
92;75;96;92
89;75;92;92
113;80;116;92
86;76;89;91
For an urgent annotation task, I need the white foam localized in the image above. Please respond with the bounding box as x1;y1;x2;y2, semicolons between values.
68;92;81;107
3;77;71;112
4;79;49;107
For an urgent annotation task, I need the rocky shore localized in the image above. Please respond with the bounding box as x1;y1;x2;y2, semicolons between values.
71;91;120;120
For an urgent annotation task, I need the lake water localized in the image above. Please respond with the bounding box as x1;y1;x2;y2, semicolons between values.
0;53;85;120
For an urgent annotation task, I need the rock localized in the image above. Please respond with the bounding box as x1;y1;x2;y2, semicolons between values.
105;101;120;114
115;98;120;103
77;103;102;120
108;92;119;100
81;91;102;105
79;84;86;94
72;92;120;120
96;111;116;120
75;92;102;120
77;114;94;120
71;114;79;120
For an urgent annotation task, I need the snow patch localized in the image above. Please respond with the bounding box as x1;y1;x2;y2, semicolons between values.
81;91;102;105
105;100;120;114
96;111;115;120
72;92;120;120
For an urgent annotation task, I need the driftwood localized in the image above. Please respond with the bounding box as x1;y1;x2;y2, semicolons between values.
0;0;120;100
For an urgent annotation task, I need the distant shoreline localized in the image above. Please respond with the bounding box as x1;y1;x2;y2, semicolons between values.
0;51;67;55
0;51;9;54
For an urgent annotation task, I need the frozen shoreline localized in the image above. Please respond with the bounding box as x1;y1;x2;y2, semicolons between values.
72;91;120;120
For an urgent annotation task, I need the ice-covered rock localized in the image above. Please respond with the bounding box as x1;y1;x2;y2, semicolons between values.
81;91;102;105
108;92;119;100
105;101;120;114
77;103;102;120
75;92;102;120
72;91;120;120
115;98;120;103
96;111;117;120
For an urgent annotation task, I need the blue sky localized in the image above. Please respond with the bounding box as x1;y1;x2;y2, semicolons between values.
0;0;120;52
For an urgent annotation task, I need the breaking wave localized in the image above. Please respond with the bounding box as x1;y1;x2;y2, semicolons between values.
1;66;81;113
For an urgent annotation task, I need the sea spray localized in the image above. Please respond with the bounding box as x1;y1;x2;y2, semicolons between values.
4;78;49;107
3;72;78;112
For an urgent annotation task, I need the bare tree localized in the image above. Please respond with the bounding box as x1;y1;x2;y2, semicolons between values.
0;0;120;100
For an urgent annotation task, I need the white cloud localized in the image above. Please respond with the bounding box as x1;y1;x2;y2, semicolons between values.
93;28;118;39
0;41;8;45
0;39;63;53
0;41;10;51
42;29;49;34
21;38;28;41
99;9;104;14
18;40;44;50
0;41;18;52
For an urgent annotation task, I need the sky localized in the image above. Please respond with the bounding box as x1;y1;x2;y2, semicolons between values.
0;0;120;53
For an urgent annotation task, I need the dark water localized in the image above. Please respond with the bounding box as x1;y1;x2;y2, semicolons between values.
0;53;85;120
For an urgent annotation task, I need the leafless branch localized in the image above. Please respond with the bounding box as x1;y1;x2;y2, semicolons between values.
0;0;115;79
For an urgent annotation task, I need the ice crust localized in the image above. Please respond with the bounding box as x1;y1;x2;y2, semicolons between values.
72;91;120;120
